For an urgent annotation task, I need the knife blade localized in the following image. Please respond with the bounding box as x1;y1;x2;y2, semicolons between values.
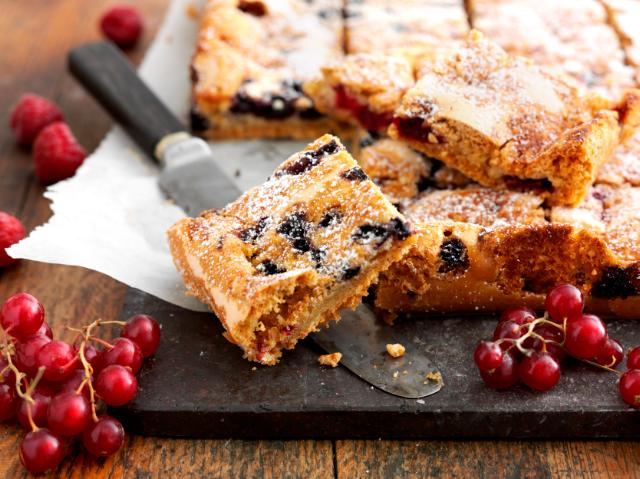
68;41;443;398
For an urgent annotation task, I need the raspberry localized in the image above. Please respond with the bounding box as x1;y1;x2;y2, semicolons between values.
0;212;26;267
9;94;63;146
100;5;143;48
32;122;86;184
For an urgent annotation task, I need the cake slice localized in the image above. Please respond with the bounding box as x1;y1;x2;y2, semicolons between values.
389;31;640;206
190;0;346;140
167;135;416;365
597;132;640;187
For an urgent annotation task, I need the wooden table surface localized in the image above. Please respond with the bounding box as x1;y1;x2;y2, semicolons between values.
1;1;639;477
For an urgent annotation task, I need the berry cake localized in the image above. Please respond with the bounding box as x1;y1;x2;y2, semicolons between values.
469;0;637;98
389;31;640;206
167;135;416;365
190;0;346;140
602;0;640;83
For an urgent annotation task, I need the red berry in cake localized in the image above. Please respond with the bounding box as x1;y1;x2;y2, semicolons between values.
545;284;584;323
0;212;26;268
0;382;18;421
33;122;86;184
19;428;65;474
98;337;142;374
564;314;607;359
627;347;640;370
474;341;503;372
37;340;78;382
47;392;92;437
95;364;138;406
121;314;161;357
594;337;624;368
619;369;640;409
9;94;63;146
100;5;144;48
82;416;125;457
15;333;51;376
16;383;55;430
519;352;561;392
0;293;45;340
479;351;519;389
499;307;535;325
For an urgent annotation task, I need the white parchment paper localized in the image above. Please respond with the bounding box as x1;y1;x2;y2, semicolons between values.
8;0;307;311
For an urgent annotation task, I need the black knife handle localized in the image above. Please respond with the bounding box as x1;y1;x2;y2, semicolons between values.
68;42;186;161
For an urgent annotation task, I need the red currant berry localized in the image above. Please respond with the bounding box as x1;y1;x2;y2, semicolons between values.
37;340;78;382
0;293;45;339
35;322;53;339
59;369;91;400
627;347;640;370
82;416;125;457
95;364;138;406
121;314;161;357
493;320;523;344
0;357;15;383
16;383;55;429
15;333;51;376
564;314;607;359
519;352;561;392
619;369;640;409
0;382;18;421
545;284;584;323
474;341;503;372
100;5;144;48
531;324;566;362
19;428;65;474
499;307;535;325
47;392;91;437
479;351;519;390
594;337;624;368
98;338;142;374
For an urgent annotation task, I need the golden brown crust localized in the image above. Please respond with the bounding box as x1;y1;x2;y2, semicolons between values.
168;135;416;365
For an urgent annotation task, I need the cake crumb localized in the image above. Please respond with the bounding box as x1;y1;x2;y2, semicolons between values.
426;371;443;384
386;343;406;358
393;371;399;378
251;367;257;371
318;352;342;367
185;2;199;20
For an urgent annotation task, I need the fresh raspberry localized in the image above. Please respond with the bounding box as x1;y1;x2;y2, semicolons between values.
9;94;63;146
0;212;26;267
32;122;86;184
100;5;144;48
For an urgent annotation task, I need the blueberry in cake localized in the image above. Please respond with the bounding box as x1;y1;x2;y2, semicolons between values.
167;135;416;365
389;31;640;206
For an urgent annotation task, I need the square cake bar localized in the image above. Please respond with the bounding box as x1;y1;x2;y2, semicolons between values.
167;135;416;365
190;0;346;140
389;31;640;206
469;0;637;98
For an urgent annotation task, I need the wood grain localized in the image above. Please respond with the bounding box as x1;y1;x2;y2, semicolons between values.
0;0;639;478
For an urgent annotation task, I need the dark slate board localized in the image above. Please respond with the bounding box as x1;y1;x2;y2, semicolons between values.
111;288;640;439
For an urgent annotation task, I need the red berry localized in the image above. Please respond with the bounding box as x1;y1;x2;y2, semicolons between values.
121;314;161;357
627;347;640;370
0;382;18;421
16;383;55;429
619;369;640;408
531;324;566;362
594;337;624;368
35;322;54;339
545;284;584;323
37;340;78;382
0;212;26;268
19;428;65;474
95;364;138;406
519;352;561;392
564;314;607;359
9;94;63;146
33;122;86;184
499;307;535;325
479;351;519;390
100;5;144;48
47;392;91;437
0;293;45;340
82;416;125;457
97;337;142;374
0;357;15;384
474;341;503;372
493;320;523;344
59;369;91;400
15;333;51;376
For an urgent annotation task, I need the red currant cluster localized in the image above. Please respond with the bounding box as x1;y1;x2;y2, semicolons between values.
474;284;640;408
0;292;160;474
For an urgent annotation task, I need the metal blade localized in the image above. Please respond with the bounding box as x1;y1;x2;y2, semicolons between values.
159;136;242;215
313;304;443;399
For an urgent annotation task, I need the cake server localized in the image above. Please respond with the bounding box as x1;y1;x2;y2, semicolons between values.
67;41;442;399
